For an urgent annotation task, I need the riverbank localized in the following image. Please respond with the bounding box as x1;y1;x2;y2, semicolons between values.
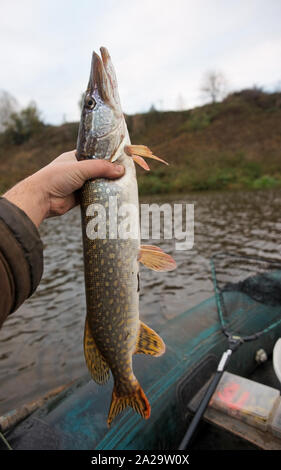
0;89;280;195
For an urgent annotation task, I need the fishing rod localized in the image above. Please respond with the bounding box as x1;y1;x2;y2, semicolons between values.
178;252;281;450
178;335;241;450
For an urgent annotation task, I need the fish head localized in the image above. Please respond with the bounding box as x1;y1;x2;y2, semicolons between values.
77;47;124;160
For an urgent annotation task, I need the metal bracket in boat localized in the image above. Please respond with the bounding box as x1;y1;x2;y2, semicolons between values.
228;335;243;350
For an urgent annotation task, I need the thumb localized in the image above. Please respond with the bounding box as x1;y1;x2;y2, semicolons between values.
75;159;125;182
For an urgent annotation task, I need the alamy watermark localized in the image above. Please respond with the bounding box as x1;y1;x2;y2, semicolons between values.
86;196;194;251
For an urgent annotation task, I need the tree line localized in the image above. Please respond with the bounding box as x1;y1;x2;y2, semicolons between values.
0;69;276;145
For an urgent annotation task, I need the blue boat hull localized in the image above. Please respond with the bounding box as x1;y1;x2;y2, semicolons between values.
7;289;281;450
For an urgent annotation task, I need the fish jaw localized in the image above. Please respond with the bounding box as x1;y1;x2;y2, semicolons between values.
76;48;124;161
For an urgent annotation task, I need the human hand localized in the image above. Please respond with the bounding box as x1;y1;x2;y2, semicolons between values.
3;150;124;227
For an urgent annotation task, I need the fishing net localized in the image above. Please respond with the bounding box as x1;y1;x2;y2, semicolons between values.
210;252;281;341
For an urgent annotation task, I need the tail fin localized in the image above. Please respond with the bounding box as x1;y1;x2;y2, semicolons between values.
107;383;151;427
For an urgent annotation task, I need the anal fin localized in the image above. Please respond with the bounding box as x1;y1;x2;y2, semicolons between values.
135;321;165;357
84;316;110;384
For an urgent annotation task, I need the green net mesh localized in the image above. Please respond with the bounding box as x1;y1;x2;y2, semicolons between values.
210;252;281;340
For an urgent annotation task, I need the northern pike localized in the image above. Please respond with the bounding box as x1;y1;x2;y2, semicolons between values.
76;47;176;426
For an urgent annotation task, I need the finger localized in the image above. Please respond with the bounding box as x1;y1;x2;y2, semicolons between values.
75;159;124;182
50;150;77;164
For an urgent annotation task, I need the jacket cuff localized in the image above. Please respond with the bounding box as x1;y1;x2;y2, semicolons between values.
0;197;43;313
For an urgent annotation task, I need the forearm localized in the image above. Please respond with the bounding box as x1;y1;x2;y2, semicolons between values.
3;173;49;228
0;151;123;329
0;198;43;328
3;151;124;228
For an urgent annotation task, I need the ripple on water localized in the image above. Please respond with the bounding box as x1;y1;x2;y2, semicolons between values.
0;190;281;413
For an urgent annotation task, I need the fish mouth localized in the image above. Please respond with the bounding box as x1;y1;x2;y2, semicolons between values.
89;51;109;103
87;48;111;106
88;47;120;109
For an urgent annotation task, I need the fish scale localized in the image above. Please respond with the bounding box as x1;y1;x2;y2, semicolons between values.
81;179;140;397
76;47;176;426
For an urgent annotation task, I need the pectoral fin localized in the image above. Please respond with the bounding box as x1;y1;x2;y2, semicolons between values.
125;145;168;171
131;155;150;171
138;245;177;271
135;321;165;356
84;316;110;384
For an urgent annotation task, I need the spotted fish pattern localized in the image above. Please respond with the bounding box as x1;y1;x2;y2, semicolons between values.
76;48;175;426
81;179;140;395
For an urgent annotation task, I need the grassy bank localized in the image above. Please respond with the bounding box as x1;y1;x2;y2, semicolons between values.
0;89;280;195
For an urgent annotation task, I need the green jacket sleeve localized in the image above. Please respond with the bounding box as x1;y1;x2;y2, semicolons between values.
0;197;43;328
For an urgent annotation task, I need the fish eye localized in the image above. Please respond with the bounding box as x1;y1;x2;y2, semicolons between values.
86;98;96;109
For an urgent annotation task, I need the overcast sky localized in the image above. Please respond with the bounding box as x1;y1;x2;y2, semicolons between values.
1;0;280;124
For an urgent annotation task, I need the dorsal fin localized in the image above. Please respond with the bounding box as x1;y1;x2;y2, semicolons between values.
83;316;110;384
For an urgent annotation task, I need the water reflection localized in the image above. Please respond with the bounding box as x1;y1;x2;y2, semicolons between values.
0;189;280;413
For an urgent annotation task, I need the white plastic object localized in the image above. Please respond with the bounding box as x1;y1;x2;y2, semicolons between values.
270;399;281;439
255;348;268;364
273;338;281;385
210;371;280;431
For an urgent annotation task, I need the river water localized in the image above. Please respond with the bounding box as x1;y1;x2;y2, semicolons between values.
0;189;280;414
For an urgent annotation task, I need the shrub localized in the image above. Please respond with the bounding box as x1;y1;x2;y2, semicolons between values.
187;111;211;131
242;161;262;180
251;175;279;189
4;102;44;145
